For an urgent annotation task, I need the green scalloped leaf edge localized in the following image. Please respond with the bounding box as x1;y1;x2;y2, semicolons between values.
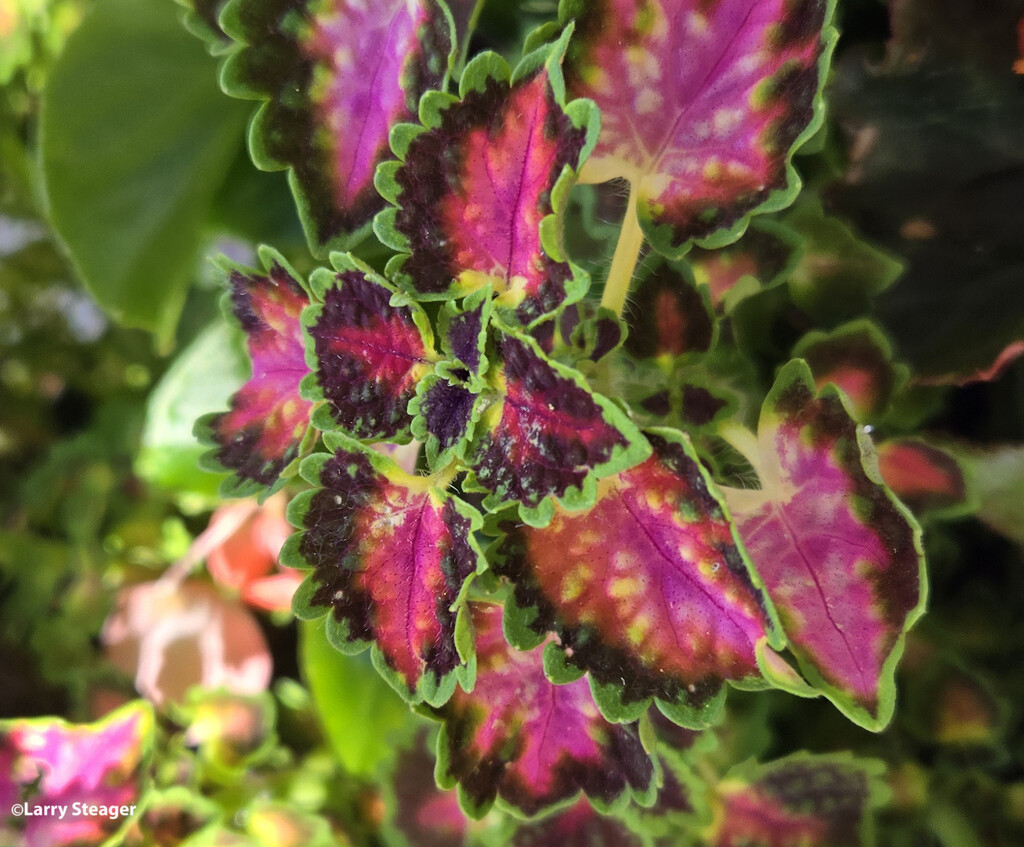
299;251;437;440
217;0;457;258
464;324;653;527
487;425;786;728
193;245;313;502
281;437;485;708
747;359;928;732
372;25;600;321
561;0;839;262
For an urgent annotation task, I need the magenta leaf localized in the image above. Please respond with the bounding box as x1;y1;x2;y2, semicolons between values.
722;360;926;729
876;438;972;517
0;702;153;847
492;427;778;726
466;328;651;524
385;730;477;847
304;254;435;441
563;0;835;256
284;434;483;705
220;0;454;254
432;602;655;818
792;320;902;422
197;248;313;495
375;30;598;323
708;754;886;847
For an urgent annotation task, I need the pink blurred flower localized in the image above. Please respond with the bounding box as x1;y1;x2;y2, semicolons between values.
205;495;303;613
102;579;272;708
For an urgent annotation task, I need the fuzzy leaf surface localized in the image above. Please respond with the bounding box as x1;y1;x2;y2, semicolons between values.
306;261;434;440
564;0;833;254
201;254;312;492
724;361;925;729
220;0;453;253
381;40;593;322
289;438;480;704
493;428;774;723
433;602;654;817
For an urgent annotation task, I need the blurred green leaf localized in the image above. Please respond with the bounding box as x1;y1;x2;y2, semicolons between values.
299;619;413;777
136;321;246;500
41;0;247;347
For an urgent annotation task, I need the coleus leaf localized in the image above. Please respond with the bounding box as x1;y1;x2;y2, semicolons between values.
491;427;779;726
623;258;716;361
791;319;902;422
285;434;483;705
304;254;435;440
876;438;971;517
219;0;454;254
688;219;801;313
707;753;886;847
410;373;485;471
562;0;836;256
432;602;655;818
384;730;481;847
722;360;926;730
0;702;154;847
467;328;651;524
499;798;646;847
438;286;493;381
375;29;598;323
196;248;313;496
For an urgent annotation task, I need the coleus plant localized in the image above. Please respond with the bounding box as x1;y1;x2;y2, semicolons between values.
195;0;926;833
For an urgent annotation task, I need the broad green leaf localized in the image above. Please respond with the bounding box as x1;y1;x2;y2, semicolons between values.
298;619;412;777
41;0;248;346
137;322;248;500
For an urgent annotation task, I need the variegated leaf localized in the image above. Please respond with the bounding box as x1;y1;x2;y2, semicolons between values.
492;427;777;725
467;329;650;523
285;434;482;705
220;0;454;253
432;602;655;818
0;703;153;847
563;0;835;256
304;255;435;440
377;31;597;323
722;360;926;729
198;249;312;495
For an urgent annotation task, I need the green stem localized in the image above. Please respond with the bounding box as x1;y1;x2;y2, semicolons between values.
600;182;645;317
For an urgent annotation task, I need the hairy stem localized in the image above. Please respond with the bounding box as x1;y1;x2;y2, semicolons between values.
600;182;645;316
